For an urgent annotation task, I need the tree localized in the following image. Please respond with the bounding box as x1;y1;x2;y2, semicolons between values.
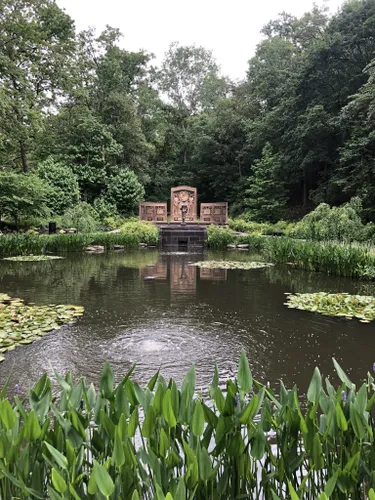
0;0;76;171
245;144;287;222
0;171;50;227
36;157;80;215
106;170;145;216
157;42;230;115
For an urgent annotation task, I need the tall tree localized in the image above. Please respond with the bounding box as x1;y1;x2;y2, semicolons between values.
0;0;76;172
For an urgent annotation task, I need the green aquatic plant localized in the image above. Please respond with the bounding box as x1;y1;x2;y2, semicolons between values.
194;260;274;270
3;255;64;262
0;355;374;498
285;291;375;322
0;294;84;361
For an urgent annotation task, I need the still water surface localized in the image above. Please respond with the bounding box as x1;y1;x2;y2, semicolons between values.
1;250;375;395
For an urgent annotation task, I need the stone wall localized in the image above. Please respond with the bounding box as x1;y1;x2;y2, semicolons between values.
139;203;167;223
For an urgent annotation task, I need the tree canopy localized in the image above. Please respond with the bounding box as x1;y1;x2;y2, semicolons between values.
2;0;375;224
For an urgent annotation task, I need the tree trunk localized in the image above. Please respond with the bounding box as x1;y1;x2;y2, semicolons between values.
20;141;29;173
303;171;308;207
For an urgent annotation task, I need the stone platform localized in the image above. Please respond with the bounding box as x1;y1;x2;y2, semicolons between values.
158;224;208;249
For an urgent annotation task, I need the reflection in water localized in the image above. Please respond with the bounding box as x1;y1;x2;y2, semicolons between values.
0;250;374;397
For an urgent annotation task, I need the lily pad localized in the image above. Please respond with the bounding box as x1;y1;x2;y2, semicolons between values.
285;292;375;322
193;260;274;270
3;255;64;262
0;294;84;362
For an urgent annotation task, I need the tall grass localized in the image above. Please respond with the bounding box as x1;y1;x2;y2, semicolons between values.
0;223;160;257
0;355;374;499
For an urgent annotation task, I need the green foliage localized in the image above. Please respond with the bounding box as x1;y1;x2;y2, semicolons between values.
291;198;366;242
0;356;374;498
93;196;118;221
245;143;287;223
61;202;99;233
35;158;80;215
207;225;237;248
119;220;159;246
0;227;160;258
106;170;145;216
0;171;50;226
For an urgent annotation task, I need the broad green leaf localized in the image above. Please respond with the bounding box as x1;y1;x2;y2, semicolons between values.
47;486;63;500
44;442;68;470
52;468;67;494
142;404;156;439
369;488;375;500
349;405;365;440
307;367;322;403
128;406;139;438
175;477;186;500
238;350;252;394
0;400;16;430
287;480;300;500
131;491;140;500
336;402;348;432
324;471;338;497
198;445;212;482
100;362;114;400
239;395;258;424
159;428;169;458
91;459;114;498
251;423;266;460
312;433;324;470
332;358;354;389
191;400;205;437
162;389;177;428
112;426;125;468
147;369;160;391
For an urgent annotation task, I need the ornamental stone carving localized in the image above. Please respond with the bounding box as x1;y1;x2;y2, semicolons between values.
171;186;197;222
200;202;228;225
139;202;167;223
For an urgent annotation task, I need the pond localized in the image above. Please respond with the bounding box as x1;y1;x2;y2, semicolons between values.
1;249;375;395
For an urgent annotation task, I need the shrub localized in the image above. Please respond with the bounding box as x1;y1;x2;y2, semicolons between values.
119;220;159;245
106;169;145;216
35;157;80;215
93;196;118;221
291;198;366;242
207;225;236;248
0;171;50;227
61;202;99;233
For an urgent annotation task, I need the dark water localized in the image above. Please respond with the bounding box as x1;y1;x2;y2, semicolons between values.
1;249;375;396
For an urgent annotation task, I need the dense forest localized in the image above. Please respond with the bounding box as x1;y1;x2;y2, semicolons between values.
2;0;375;226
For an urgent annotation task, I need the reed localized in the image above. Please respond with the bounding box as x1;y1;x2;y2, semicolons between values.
0;223;160;257
0;354;374;499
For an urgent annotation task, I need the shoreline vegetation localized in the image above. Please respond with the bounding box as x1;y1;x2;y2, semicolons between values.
2;217;375;279
0;353;374;499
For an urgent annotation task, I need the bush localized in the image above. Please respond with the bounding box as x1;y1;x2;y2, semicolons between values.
35;157;80;215
291;198;366;242
61;202;99;233
1;355;375;499
207;225;236;248
119;220;159;245
93;196;118;221
106;169;145;216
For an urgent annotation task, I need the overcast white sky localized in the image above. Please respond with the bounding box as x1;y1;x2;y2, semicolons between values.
57;0;345;80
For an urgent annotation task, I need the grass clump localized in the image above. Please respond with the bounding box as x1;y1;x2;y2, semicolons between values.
119;220;159;246
0;294;84;361
207;224;237;248
285;292;375;322
1;354;375;498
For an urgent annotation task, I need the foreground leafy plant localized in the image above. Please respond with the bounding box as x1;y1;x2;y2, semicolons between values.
285;292;375;322
3;255;64;262
193;260;274;270
0;294;84;361
0;355;375;499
